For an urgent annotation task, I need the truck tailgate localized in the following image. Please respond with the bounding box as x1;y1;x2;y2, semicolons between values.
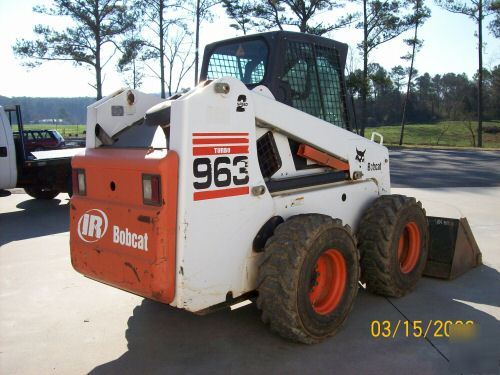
31;147;84;160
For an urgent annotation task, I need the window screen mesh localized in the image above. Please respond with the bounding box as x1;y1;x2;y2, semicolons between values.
207;40;268;85
282;41;347;128
316;46;347;127
282;42;323;119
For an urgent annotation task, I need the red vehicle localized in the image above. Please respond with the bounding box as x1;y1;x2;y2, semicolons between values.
15;129;66;152
2;106;82;199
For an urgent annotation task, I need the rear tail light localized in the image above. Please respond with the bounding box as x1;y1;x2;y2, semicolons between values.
142;174;161;205
72;169;86;196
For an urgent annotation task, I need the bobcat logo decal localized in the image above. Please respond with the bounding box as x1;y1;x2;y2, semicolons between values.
355;148;366;162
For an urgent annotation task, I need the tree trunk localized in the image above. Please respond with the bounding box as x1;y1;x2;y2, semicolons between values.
477;0;483;147
95;54;102;100
169;61;173;96
133;58;137;89
194;0;201;86
399;0;420;146
159;0;166;99
94;1;102;100
361;0;368;136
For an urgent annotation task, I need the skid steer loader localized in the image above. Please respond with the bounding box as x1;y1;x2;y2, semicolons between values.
69;31;481;344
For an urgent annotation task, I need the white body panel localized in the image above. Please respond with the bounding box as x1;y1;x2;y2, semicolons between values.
169;81;274;310
272;180;379;233
0;107;17;189
165;78;391;311
31;147;84;160
86;89;163;148
251;91;390;193
82;78;392;312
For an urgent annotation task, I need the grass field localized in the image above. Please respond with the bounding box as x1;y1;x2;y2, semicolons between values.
367;121;500;148
14;124;86;137
16;121;500;148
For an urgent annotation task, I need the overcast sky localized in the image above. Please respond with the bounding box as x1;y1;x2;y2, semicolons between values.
0;1;499;98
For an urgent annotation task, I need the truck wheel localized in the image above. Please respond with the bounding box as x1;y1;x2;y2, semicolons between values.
257;214;360;344
66;174;73;197
357;195;429;297
24;186;60;200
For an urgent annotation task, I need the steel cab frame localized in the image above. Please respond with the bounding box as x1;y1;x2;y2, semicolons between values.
200;31;353;131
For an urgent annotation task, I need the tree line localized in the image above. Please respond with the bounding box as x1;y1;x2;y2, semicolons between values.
348;64;500;126
2;64;497;127
11;0;500;146
0;96;93;124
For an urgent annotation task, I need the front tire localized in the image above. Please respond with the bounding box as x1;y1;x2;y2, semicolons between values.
24;186;60;200
357;195;429;297
257;214;360;344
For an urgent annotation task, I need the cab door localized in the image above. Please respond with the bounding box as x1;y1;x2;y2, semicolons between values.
0;107;17;189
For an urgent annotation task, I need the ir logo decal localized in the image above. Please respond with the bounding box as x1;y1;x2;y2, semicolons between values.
77;209;109;243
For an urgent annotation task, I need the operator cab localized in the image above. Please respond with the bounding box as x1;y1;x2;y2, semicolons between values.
200;31;351;130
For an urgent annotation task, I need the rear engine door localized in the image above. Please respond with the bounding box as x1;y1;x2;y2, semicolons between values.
70;148;178;304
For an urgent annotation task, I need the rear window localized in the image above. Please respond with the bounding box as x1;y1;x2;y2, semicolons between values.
51;131;64;141
104;123;167;149
207;39;268;85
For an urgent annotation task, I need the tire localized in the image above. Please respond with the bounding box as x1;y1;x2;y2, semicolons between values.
66;174;73;197
257;214;360;344
24;186;60;200
357;195;429;298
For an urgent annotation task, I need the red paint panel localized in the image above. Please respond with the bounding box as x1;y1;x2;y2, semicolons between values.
193;138;249;145
70;149;178;305
193;186;250;201
297;144;350;171
192;145;249;156
193;132;249;136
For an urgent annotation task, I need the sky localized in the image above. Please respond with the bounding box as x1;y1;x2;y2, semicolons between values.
0;1;499;98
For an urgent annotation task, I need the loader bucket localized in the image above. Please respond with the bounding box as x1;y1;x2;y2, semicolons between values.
423;217;482;280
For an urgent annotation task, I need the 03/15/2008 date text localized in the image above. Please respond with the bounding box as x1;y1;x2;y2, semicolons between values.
370;320;477;339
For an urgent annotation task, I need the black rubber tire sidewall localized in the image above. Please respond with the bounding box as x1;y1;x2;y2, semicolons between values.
358;195;430;297
24;186;60;200
389;203;429;292
297;225;359;339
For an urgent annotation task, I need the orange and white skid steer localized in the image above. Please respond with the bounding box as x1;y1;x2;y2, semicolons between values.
70;31;481;344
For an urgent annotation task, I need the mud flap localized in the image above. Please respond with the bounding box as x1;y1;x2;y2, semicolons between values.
424;217;482;280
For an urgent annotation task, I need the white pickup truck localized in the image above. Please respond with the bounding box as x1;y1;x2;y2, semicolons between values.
0;105;83;199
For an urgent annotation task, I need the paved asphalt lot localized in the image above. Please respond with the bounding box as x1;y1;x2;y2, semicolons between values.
1;148;499;374
389;148;500;188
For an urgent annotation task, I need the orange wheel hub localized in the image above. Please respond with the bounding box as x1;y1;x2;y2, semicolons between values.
397;222;421;274
309;249;347;315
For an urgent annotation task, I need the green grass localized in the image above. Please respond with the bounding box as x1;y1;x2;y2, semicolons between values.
366;121;500;148
12;124;86;138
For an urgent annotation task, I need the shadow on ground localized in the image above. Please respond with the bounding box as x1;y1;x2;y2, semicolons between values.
389;149;500;188
0;197;69;245
390;265;500;373
89;266;499;375
0;189;12;197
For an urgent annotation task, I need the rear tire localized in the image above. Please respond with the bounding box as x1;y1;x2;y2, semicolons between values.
257;214;360;344
24;186;60;200
357;195;429;297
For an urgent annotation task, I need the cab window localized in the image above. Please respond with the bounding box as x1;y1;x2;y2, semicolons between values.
281;41;347;128
207;39;268;85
